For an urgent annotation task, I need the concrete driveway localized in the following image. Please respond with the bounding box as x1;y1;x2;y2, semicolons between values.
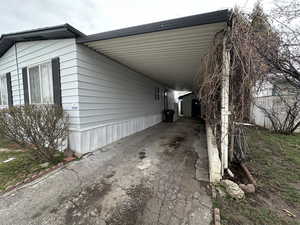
0;119;212;225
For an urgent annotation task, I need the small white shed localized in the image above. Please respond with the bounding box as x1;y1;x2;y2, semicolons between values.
179;93;201;118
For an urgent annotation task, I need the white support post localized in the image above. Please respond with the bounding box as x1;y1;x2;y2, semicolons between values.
221;34;231;173
206;123;222;183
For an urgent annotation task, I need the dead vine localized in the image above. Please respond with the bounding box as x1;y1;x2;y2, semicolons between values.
194;7;277;148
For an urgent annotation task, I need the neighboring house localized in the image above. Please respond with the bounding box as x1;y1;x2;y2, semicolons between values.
251;80;300;133
0;10;231;160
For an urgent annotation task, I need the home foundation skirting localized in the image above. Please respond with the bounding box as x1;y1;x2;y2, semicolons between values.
69;114;162;154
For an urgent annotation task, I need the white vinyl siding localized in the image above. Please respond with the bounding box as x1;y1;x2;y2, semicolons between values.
0;38;79;129
0;75;8;106
0;38;176;153
71;44;170;153
76;44;165;129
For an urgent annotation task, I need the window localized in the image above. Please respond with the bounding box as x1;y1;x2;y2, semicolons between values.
155;87;160;100
0;75;8;105
28;62;53;104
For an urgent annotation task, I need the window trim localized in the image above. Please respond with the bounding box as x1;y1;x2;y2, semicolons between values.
0;74;8;106
27;60;53;105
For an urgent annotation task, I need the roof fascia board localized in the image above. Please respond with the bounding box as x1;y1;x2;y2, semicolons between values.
0;24;84;40
0;24;85;58
77;9;231;43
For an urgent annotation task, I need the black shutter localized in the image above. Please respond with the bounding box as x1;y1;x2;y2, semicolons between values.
22;67;29;105
6;72;13;107
51;57;62;106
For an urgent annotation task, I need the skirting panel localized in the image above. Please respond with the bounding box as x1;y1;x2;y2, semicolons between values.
69;114;162;154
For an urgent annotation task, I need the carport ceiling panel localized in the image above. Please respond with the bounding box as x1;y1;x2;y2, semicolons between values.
85;22;226;90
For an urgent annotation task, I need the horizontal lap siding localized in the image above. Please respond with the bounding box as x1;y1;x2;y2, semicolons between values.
0;39;79;129
0;47;20;106
76;45;165;129
1;39;170;153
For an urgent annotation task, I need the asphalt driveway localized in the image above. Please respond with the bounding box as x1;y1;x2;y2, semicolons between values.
0;118;212;225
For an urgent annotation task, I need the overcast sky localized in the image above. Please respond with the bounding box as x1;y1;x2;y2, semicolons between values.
0;0;272;35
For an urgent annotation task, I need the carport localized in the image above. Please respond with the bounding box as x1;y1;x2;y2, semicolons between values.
77;9;231;182
78;10;229;90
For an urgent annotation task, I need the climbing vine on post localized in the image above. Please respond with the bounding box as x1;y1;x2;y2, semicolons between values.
194;6;277;164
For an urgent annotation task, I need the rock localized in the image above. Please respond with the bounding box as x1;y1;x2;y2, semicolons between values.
39;162;50;168
220;179;245;199
239;184;255;193
216;186;226;198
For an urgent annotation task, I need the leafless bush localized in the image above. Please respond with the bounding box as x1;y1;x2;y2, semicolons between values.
252;1;300;133
0;105;69;162
254;85;300;134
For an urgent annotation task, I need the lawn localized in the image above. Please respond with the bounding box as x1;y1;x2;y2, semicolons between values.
0;135;64;191
215;127;300;225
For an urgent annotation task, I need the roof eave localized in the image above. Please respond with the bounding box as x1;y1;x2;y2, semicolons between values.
77;9;231;44
0;24;85;58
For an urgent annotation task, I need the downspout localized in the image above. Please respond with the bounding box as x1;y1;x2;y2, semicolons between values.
14;43;21;105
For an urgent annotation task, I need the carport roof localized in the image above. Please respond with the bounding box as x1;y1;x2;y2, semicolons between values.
77;9;230;43
78;9;231;90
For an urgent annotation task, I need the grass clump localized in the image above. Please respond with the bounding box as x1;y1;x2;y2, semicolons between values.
216;127;300;225
0;135;64;191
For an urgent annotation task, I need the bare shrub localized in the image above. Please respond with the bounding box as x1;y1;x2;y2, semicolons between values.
254;85;300;134
0;105;69;162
